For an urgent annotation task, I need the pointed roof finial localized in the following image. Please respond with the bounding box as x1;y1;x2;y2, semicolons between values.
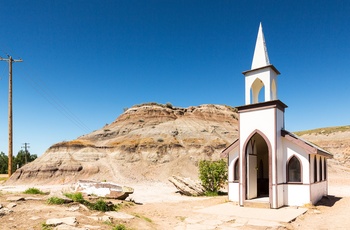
251;22;270;69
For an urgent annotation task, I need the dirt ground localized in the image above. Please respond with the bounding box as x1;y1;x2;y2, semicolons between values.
1;167;350;230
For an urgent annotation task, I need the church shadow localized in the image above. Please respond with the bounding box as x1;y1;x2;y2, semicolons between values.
315;195;342;207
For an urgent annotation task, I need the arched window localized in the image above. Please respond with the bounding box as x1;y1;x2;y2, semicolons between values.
287;156;301;182
234;158;239;181
314;156;318;182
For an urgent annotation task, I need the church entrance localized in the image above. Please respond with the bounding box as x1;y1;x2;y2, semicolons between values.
246;132;269;200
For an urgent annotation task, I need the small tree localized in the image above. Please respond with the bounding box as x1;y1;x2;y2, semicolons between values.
199;159;227;195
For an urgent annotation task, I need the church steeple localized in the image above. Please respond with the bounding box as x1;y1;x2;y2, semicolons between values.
251;23;270;69
243;23;280;105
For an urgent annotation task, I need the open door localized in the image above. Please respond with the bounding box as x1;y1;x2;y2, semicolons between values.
247;154;257;199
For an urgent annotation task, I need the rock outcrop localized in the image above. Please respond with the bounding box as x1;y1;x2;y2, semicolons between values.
7;103;238;185
168;176;205;196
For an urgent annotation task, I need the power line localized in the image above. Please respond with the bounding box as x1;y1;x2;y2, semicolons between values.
17;65;91;133
22;143;30;165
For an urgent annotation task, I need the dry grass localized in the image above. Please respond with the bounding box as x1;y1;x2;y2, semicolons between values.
294;125;350;136
0;174;8;183
50;139;95;148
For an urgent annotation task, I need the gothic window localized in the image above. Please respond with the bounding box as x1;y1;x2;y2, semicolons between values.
234;158;239;181
287;156;301;183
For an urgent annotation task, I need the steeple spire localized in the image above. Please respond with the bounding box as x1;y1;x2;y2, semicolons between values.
251;23;270;69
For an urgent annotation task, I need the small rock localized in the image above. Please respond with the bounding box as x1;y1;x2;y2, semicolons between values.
46;217;77;227
7;202;17;209
29;216;41;220
78;203;90;211
25;197;43;201
314;209;321;214
54;224;84;230
101;215;112;222
105;211;135;219
83;225;101;229
0;208;13;216
87;216;99;221
66;205;80;212
6;196;25;202
0;203;3;209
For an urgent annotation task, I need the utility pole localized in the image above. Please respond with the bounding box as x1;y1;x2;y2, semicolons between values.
0;55;22;176
22;143;30;165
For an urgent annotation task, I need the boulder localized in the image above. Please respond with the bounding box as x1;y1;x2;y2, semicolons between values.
46;217;77;227
73;180;133;200
168;176;205;196
6;196;25;202
0;208;13;216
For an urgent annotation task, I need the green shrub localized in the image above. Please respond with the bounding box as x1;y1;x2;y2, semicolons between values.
47;197;65;205
64;192;84;203
90;199;115;211
41;223;53;230
23;187;45;195
50;192;119;212
113;224;128;230
199;159;227;194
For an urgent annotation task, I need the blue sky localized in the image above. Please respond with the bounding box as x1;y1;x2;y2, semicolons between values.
0;0;349;156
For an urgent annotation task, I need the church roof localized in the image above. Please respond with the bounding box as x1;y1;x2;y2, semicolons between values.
221;130;333;159
244;23;280;75
251;22;270;69
281;129;333;158
220;139;238;158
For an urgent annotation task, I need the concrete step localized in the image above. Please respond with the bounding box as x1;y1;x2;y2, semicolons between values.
244;199;270;209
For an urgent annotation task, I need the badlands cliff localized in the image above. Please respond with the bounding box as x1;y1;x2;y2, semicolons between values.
8;103;238;185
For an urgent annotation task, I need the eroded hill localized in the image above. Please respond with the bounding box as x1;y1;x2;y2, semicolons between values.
8;103;239;185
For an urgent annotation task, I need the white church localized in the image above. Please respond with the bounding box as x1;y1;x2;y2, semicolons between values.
222;23;333;208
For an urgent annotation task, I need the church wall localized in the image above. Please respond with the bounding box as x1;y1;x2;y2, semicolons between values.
239;107;278;207
276;109;285;184
239;108;276;147
228;148;239;202
283;184;311;206
282;139;310;183
310;181;328;204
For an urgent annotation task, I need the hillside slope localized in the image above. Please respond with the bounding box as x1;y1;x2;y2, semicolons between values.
295;126;350;173
8;103;238;185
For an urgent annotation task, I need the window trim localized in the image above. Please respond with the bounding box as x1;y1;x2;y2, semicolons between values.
286;155;302;184
234;157;239;181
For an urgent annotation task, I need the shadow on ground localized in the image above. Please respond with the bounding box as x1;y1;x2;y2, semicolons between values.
316;195;342;207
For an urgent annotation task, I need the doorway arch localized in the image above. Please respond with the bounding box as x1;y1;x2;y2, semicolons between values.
243;130;271;201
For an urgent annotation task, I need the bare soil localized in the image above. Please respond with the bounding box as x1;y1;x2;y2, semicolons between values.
1;166;350;230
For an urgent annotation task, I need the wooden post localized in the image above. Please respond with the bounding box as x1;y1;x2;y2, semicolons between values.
0;55;22;176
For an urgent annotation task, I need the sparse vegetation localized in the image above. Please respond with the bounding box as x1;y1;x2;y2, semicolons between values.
113;224;129;230
41;223;53;230
47;197;65;205
90;198;116;211
24;187;46;195
64;192;84;203
294;125;350;136
63;192;119;211
134;213;153;223
199;159;228;195
165;102;173;109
